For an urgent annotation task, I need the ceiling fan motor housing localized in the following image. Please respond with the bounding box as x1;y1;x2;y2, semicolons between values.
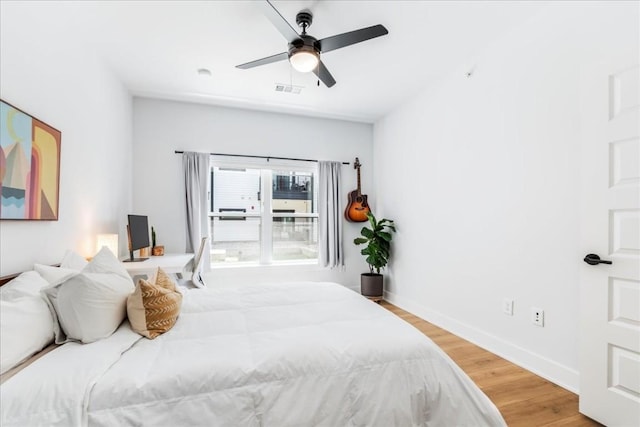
288;35;320;59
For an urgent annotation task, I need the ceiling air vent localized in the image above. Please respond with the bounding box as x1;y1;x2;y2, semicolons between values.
275;83;303;94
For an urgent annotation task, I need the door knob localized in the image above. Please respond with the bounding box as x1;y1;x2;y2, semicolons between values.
583;253;613;265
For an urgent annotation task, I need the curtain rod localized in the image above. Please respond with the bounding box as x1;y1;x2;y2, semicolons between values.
174;150;349;165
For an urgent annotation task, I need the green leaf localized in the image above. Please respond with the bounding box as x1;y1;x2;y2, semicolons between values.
361;228;374;239
378;231;392;242
353;237;368;245
367;213;377;229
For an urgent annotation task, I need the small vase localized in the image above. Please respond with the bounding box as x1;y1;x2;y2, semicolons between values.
152;245;165;256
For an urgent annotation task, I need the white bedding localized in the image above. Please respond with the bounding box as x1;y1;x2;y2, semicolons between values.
1;282;506;426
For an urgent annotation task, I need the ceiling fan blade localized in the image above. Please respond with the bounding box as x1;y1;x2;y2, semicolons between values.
313;60;336;88
318;24;388;53
236;52;289;69
258;0;300;42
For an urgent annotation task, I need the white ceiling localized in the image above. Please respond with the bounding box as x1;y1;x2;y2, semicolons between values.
6;1;550;123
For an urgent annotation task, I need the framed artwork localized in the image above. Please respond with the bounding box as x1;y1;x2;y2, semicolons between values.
0;99;61;220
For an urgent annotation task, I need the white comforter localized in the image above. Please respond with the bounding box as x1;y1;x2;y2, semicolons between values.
1;282;506;426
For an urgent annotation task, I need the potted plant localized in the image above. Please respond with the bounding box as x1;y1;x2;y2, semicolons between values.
151;226;165;256
354;212;396;299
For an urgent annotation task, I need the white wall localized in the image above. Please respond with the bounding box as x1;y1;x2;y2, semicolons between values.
0;2;132;275
132;98;373;289
373;1;638;392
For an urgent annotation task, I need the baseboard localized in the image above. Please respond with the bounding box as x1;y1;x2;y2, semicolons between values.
383;289;580;394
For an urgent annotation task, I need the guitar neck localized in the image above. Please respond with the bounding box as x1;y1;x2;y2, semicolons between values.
357;166;362;196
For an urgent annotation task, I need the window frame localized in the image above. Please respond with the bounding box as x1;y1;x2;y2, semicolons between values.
209;158;319;268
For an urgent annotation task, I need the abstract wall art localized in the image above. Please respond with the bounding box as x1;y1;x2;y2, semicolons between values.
1;100;61;220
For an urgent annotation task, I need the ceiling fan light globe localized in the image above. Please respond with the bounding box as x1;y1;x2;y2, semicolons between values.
290;51;319;72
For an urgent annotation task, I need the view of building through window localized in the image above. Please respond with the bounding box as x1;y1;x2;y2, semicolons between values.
209;165;318;266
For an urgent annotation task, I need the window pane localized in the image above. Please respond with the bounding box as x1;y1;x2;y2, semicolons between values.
272;217;318;261
272;170;315;213
210;216;261;264
211;166;261;265
212;167;261;215
271;170;318;262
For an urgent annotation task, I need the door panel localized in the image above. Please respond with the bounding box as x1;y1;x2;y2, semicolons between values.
609;277;640;326
609;137;639;187
609;209;639;255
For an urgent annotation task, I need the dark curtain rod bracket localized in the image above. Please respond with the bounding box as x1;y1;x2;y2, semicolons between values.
175;150;349;165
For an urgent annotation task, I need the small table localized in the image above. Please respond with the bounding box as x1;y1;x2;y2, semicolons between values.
121;254;194;279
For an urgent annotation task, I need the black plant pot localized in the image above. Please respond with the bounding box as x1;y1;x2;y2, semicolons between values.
361;273;383;297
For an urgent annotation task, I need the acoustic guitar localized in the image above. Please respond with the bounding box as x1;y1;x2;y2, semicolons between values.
345;158;371;222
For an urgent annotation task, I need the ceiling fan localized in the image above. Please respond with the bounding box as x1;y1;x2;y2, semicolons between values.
236;0;389;88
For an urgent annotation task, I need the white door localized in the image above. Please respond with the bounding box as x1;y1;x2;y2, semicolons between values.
579;62;640;426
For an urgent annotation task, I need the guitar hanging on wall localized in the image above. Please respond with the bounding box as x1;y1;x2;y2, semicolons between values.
345;158;371;222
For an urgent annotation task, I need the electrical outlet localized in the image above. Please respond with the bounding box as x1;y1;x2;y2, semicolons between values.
531;307;544;327
502;298;514;316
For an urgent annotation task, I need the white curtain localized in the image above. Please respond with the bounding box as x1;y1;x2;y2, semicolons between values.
318;161;343;268
182;152;211;272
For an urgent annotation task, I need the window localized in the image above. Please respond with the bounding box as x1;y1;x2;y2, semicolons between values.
209;161;318;266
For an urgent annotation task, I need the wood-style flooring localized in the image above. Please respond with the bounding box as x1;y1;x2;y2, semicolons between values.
381;301;602;427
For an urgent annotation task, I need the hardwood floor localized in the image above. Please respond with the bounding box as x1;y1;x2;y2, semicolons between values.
381;301;601;427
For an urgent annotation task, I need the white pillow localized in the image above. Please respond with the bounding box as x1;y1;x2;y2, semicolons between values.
0;296;55;374
83;246;130;279
34;264;79;286
43;273;133;344
60;250;89;270
0;271;50;301
42;247;134;344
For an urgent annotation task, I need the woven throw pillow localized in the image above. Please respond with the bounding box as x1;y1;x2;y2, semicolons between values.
153;267;177;292
127;268;182;339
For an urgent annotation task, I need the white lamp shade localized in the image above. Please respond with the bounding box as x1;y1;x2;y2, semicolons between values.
96;234;119;257
289;51;319;73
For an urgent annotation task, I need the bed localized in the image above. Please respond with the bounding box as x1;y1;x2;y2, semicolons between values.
0;259;506;426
